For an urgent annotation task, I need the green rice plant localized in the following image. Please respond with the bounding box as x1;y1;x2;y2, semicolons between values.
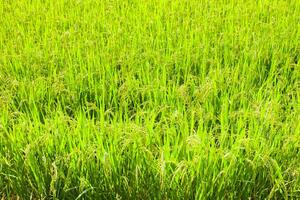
0;0;299;199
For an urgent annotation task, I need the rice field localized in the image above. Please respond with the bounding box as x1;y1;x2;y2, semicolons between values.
0;0;300;199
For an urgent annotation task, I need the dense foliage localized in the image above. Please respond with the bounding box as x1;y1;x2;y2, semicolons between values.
0;0;299;199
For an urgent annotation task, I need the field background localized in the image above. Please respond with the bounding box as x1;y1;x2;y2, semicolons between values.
0;0;300;199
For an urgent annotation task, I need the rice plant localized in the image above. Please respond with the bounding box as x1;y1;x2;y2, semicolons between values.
0;0;299;199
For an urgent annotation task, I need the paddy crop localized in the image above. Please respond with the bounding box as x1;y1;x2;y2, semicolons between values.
0;0;300;199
